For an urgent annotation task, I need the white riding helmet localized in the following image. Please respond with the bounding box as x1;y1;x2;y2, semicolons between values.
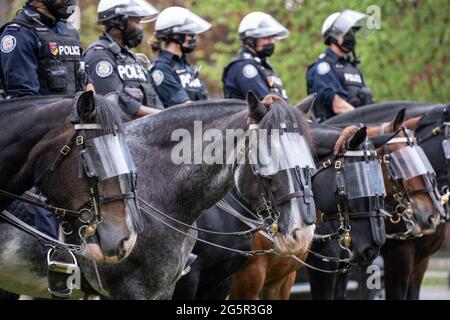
322;10;369;43
239;12;289;40
97;0;159;24
154;7;211;38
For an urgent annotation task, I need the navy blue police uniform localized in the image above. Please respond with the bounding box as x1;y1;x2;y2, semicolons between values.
306;48;373;122
223;48;287;101
84;35;163;116
0;5;86;98
150;50;208;108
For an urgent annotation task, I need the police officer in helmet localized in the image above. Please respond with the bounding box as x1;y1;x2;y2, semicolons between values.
223;12;289;101
151;6;210;108
84;0;163;118
307;10;374;123
0;0;91;98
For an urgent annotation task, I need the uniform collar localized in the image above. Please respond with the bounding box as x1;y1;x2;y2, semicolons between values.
159;50;186;63
325;47;348;63
100;34;130;54
24;4;57;28
241;47;266;65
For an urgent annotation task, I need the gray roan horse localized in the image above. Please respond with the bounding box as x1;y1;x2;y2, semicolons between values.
0;92;316;299
0;92;142;297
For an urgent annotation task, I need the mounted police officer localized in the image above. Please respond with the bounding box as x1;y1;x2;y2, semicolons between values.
0;0;91;98
307;10;374;123
223;12;289;101
151;6;210;108
0;0;92;299
84;0;163;118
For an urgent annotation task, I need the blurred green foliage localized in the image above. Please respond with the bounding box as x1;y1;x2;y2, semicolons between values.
6;0;450;103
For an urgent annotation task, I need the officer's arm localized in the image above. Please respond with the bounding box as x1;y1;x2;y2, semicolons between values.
233;63;271;101
0;27;40;97
85;49;142;116
332;94;354;114
151;64;191;107
308;63;353;114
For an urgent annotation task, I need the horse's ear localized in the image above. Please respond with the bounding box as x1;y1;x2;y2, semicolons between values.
295;93;317;114
348;127;367;150
246;91;267;123
391;108;406;131
76;91;96;122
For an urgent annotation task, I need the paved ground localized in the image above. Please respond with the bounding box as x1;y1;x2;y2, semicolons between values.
420;287;450;300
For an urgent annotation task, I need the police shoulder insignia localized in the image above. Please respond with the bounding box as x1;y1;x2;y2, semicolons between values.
152;70;164;86
242;64;258;79
317;62;330;75
96;60;113;78
1;35;17;54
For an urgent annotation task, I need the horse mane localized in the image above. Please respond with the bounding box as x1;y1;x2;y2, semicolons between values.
258;99;314;152
89;94;127;135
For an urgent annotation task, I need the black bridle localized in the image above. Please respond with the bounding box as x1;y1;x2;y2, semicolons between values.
0;121;136;252
312;140;386;269
380;124;443;239
417;115;450;222
247;124;316;236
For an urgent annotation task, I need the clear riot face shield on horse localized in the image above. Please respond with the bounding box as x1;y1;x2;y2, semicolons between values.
247;124;317;245
384;128;444;236
80;133;142;232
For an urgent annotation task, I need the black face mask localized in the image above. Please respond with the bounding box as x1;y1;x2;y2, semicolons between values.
123;26;144;48
256;43;275;58
42;0;77;21
181;37;197;55
340;32;356;53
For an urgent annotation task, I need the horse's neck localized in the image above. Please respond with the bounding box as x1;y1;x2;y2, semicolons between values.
0;102;72;193
130;106;249;225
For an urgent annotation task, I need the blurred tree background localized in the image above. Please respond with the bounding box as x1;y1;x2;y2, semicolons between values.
1;0;449;103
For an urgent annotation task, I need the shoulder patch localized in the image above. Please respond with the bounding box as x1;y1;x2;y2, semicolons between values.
242;64;258;79
152;70;164;86
317;62;331;75
1;35;17;54
243;52;252;59
318;53;326;59
95;60;113;78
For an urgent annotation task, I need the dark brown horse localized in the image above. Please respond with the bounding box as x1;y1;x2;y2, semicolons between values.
378;115;448;300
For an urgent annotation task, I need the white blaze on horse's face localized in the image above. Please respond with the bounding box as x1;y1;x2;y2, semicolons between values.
272;170;315;256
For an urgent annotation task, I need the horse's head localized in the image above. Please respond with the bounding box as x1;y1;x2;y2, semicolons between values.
313;125;386;265
368;109;443;238
234;92;316;256
409;104;450;222
28;91;141;263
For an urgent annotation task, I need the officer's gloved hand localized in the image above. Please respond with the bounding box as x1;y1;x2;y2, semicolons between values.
348;97;361;108
358;87;374;106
